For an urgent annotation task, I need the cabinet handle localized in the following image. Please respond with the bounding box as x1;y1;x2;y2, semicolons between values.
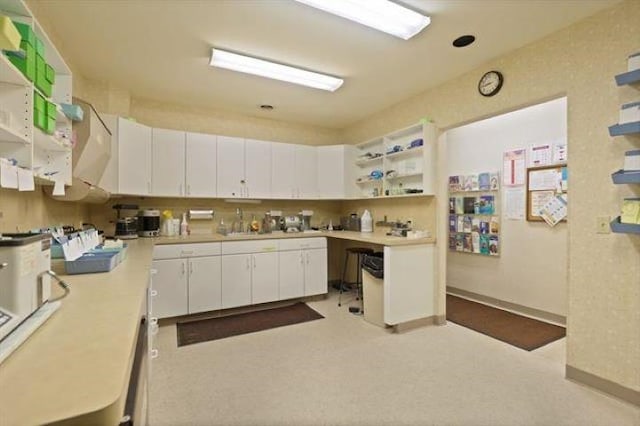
190;262;194;275
246;186;250;198
182;262;185;275
187;184;191;195
179;183;183;196
147;181;151;194
300;252;304;264
253;255;256;269
246;256;250;270
306;252;310;264
150;289;158;297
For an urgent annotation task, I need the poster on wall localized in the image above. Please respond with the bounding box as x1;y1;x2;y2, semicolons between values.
504;187;525;220
539;194;568;227
529;144;552;167
554;144;568;163
503;149;526;186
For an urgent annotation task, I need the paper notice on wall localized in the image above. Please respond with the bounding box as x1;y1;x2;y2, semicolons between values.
17;168;35;191
554;144;568;163
53;179;65;196
530;191;556;217
503;149;526;186
529;168;561;191
539;194;568;227
529;144;552;167
0;158;18;189
504;187;525;220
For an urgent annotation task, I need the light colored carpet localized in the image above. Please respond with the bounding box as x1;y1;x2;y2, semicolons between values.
149;292;640;426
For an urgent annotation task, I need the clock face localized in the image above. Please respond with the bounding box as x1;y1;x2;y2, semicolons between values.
478;71;503;97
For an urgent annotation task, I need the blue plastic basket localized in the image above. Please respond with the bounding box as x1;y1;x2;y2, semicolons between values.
64;252;119;275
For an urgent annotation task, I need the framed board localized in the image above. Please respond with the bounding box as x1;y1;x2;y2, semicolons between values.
526;164;568;222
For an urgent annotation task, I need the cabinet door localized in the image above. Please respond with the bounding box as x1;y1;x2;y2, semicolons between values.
251;252;279;304
304;248;328;296
317;145;345;199
151;128;185;197
217;135;245;198
244;139;272;199
295;145;318;199
98;114;119;194
151;259;188;318
221;254;252;309
278;250;305;300
118;118;152;195
188;256;222;314
271;143;296;199
185;132;217;197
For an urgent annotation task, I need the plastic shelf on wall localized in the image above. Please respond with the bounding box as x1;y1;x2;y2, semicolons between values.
610;216;640;234
611;170;640;184
608;121;640;136
615;69;640;86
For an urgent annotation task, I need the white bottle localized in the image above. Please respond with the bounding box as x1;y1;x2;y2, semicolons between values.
180;213;189;236
361;210;373;233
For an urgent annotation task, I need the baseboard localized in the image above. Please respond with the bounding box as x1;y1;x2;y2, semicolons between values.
566;365;640;406
447;287;566;326
393;315;438;333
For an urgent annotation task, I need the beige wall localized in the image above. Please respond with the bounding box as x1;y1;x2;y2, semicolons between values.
342;1;640;393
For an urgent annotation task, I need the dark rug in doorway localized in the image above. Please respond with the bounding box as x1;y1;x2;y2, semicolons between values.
446;294;565;351
176;303;324;347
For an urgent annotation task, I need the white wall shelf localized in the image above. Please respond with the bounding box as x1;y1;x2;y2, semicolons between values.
386;172;422;181
34;129;71;152
385;146;424;160
0;122;30;144
0;53;30;86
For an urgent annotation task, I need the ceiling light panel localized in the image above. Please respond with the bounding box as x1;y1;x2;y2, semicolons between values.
294;0;430;40
209;49;344;92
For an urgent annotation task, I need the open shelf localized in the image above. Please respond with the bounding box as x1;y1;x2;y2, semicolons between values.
611;169;640;184
386;172;422;181
0;53;30;86
610;216;640;234
34;129;71;152
385;146;423;160
355;156;383;166
356;179;381;185
615;69;640;86
0;121;30;144
608;121;640;136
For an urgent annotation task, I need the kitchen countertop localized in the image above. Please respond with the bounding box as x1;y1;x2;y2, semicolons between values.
0;239;155;426
0;231;434;425
156;230;435;247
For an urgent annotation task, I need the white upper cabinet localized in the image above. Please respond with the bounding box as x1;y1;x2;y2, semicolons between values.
244;139;271;199
271;143;296;199
317;145;350;199
151;128;186;197
295;145;318;199
118;118;152;195
99;114;119;194
217;135;246;198
185;132;217;198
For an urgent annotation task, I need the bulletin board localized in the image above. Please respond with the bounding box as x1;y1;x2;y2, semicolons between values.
526;164;568;222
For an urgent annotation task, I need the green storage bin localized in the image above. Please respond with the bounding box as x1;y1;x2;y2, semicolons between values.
44;116;55;134
34;36;44;55
33;107;46;131
35;54;52;97
12;21;35;46
46;101;57;119
34;90;46;112
7;39;35;81
45;63;55;84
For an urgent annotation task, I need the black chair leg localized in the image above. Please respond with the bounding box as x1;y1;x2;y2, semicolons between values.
338;251;349;307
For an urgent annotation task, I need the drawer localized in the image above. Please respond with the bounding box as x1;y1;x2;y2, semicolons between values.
221;239;279;255
153;242;221;259
278;237;327;251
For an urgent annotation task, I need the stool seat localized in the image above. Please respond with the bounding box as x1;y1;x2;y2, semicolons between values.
346;247;374;254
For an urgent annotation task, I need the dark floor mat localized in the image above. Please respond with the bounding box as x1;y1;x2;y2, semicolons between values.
446;294;565;351
177;302;324;346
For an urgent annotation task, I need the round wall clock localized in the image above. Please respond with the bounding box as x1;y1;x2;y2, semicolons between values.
478;71;504;97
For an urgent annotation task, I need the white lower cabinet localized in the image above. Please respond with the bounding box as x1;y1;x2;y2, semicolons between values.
152;238;326;317
304;248;328;296
188;256;222;314
151;259;188;319
221;254;253;309
278;250;305;300
251;252;279;304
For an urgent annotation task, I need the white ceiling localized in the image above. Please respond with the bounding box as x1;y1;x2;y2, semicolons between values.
35;0;619;129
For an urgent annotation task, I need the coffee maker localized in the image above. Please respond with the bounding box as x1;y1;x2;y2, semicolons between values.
138;209;160;237
299;210;313;231
113;204;139;240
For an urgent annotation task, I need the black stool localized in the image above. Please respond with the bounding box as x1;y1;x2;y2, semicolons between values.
338;247;374;311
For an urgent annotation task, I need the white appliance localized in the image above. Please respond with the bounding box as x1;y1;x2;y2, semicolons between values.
0;234;53;342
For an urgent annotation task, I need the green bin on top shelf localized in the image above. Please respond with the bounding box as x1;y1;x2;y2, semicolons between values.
6;39;35;82
34;36;44;56
33;90;46;131
45;63;55;84
12;21;35;46
34;53;52;97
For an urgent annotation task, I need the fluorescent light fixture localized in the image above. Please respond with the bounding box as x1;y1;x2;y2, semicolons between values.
294;0;430;40
210;48;343;92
